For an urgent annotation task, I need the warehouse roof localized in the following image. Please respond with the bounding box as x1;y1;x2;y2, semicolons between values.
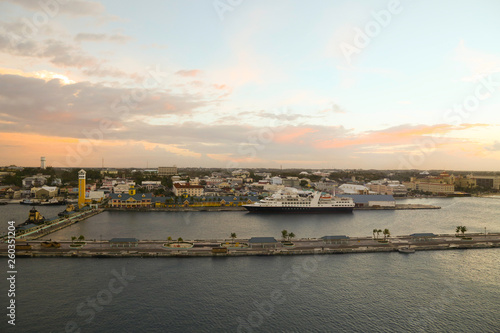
248;237;277;243
337;194;395;204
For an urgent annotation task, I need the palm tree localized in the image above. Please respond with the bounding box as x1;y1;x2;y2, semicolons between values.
383;229;390;241
460;226;467;236
167;236;172;242
377;229;382;239
456;226;461;236
78;235;85;242
230;232;237;244
71;236;76;244
373;229;377;239
288;232;295;242
281;230;288;241
177;237;183;243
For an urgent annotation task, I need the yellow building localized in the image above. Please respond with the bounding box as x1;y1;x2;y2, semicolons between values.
78;169;86;208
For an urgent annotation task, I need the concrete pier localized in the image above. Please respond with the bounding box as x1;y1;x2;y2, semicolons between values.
2;233;498;258
11;209;104;241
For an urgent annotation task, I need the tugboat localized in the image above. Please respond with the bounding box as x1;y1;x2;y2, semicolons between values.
58;204;76;217
15;207;45;231
24;207;45;225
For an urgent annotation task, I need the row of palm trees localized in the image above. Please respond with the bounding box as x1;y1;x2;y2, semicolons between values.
281;230;295;242
71;235;85;243
455;226;467;236
372;228;390;241
167;236;184;242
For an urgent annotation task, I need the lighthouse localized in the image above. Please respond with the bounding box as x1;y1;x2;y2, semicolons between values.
78;169;86;209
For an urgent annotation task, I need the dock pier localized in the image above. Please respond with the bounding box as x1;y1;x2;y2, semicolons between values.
3;233;499;258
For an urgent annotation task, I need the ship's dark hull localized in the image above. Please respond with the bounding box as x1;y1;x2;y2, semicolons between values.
243;205;354;214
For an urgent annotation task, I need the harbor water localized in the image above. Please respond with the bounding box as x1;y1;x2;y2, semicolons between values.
1;197;499;332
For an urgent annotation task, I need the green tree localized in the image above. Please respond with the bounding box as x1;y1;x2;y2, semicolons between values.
383;229;390;241
460;226;467;236
281;229;288;241
455;226;461;236
71;236;76;244
167;236;172;242
230;232;237;244
177;237;183;243
377;229;382;239
373;229;378;239
78;235;85;242
288;232;295;241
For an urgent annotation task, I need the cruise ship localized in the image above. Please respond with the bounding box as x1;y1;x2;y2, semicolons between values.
243;188;355;213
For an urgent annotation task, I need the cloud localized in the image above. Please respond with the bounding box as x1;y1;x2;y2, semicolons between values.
74;33;132;44
313;123;490;149
175;69;203;77
0;29;131;78
454;40;500;80
6;0;107;17
486;141;500;151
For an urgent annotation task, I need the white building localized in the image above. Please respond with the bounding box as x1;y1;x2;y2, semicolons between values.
270;176;283;185
338;184;370;194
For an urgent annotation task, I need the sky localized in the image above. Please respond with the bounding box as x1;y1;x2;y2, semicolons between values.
1;0;500;170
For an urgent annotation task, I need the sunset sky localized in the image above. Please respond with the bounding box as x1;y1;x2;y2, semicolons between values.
1;0;500;170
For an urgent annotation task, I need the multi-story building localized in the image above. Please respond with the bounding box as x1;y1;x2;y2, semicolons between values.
22;174;49;188
472;175;500;190
173;183;204;196
282;177;300;188
141;181;162;191
109;186;152;208
314;181;337;192
403;179;454;194
113;182;136;193
368;179;407;196
231;169;250;178
270;177;283;185
158;166;177;177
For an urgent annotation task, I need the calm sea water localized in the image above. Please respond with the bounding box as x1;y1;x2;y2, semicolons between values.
1;198;499;332
12;197;498;241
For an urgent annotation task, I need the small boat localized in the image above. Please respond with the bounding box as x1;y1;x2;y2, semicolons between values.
20;199;40;205
398;247;415;254
40;198;65;205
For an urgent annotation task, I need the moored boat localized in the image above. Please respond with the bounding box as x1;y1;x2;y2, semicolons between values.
398;247;415;254
20;199;40;205
243;188;355;214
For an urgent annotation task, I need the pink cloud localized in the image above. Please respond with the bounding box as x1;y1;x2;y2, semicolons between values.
175;69;203;77
314;124;489;149
274;127;318;144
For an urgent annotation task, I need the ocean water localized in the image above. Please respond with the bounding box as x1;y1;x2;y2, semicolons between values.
1;197;499;332
22;197;500;241
5;250;500;332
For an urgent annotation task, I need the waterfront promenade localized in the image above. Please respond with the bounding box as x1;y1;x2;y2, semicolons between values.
2;233;499;258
